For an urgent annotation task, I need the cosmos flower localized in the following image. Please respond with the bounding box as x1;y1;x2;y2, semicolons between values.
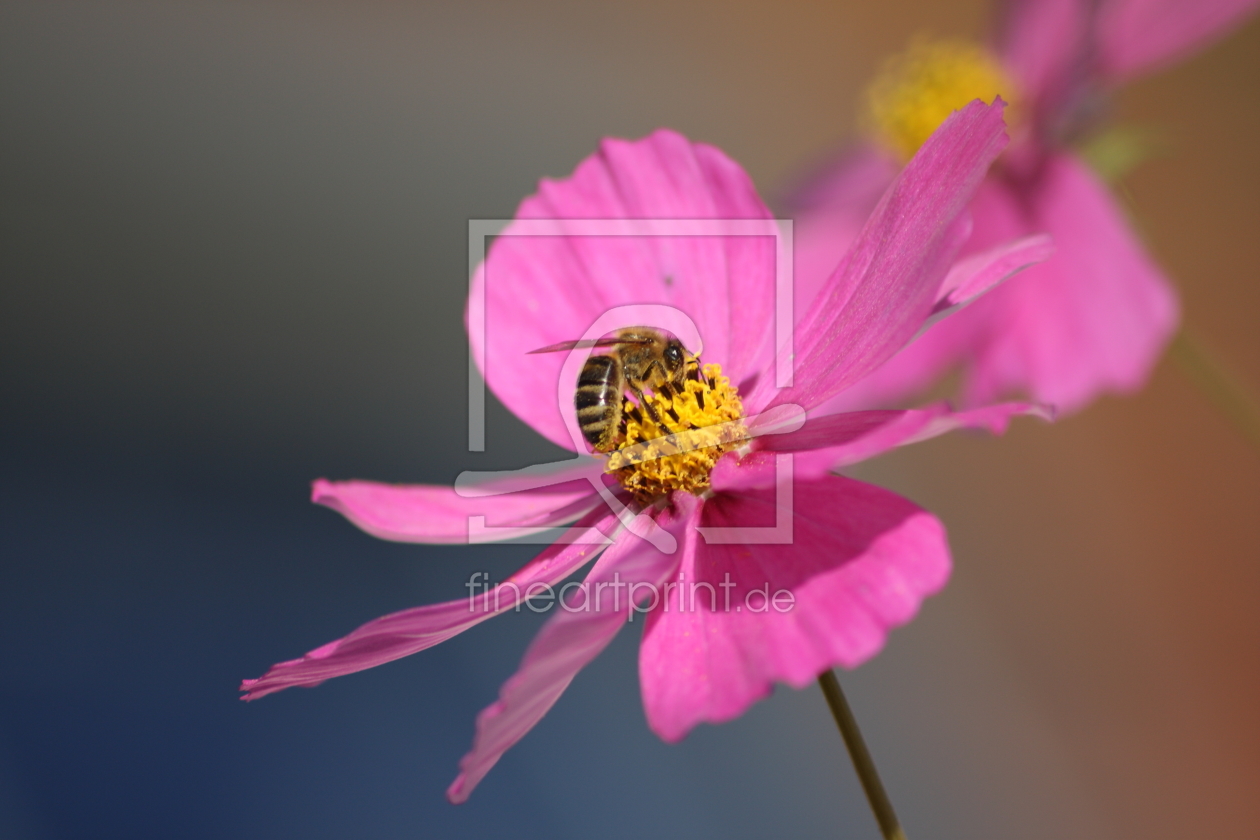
241;101;1051;802
790;0;1258;415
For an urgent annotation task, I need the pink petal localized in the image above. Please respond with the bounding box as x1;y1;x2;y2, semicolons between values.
961;153;1179;412
721;402;1050;483
768;399;1049;461
639;473;950;742
753;410;947;476
787;161;1052;414
787;172;1050;416
1096;0;1260;81
812;304;979;412
803;172;1034;411
931;233;1055;319
239;510;617;701
446;498;697;802
468;130;777;450
310;464;603;544
749;99;1009;415
759;409;937;454
898;401;1055;441
807;229;1052;414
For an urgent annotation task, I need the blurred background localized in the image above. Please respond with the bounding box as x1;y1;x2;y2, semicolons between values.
2;1;1256;837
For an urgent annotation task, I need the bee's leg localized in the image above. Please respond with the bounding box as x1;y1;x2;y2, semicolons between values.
641;359;666;390
657;359;688;395
630;386;664;426
640;396;665;426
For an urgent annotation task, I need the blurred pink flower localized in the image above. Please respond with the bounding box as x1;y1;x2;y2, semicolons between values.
791;0;1257;414
241;102;1049;802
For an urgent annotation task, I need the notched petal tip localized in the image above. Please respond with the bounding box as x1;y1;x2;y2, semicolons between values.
445;778;469;805
310;477;333;505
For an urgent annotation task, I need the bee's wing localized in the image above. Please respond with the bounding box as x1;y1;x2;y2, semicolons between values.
526;336;652;354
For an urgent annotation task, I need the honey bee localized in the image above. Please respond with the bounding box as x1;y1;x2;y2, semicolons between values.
528;327;700;452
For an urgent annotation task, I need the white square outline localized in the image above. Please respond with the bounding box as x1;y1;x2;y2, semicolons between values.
464;218;795;547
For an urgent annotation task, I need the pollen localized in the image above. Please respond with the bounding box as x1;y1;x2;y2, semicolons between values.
606;363;746;505
865;38;1019;161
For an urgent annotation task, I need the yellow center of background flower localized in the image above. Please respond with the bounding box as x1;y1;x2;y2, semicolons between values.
606;363;746;505
865;38;1018;161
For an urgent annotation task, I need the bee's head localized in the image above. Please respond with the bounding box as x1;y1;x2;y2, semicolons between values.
662;338;687;379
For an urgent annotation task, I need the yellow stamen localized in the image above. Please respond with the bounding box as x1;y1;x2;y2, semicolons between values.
608;363;745;505
865;38;1018;161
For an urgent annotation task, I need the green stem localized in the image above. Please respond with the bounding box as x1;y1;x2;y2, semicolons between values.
1170;328;1260;453
818;670;907;840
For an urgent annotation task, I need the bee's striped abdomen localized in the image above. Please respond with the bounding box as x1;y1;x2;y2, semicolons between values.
576;355;621;451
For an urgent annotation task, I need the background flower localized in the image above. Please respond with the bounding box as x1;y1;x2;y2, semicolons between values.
790;0;1258;415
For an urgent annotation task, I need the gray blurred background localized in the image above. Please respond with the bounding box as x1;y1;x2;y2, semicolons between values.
1;1;1256;837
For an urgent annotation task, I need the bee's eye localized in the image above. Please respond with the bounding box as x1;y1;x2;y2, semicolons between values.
665;345;682;366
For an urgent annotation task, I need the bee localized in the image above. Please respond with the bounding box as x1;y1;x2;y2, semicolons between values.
528;327;700;452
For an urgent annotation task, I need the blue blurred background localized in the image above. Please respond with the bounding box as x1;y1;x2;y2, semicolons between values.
2;1;1257;837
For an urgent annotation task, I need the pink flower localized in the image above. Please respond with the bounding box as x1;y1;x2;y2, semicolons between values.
241;101;1049;802
791;0;1257;414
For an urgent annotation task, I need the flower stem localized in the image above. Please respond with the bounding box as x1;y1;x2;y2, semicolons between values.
1170;328;1260;453
818;669;907;840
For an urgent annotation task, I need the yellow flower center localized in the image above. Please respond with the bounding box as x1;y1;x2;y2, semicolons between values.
605;363;746;505
865;38;1019;161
